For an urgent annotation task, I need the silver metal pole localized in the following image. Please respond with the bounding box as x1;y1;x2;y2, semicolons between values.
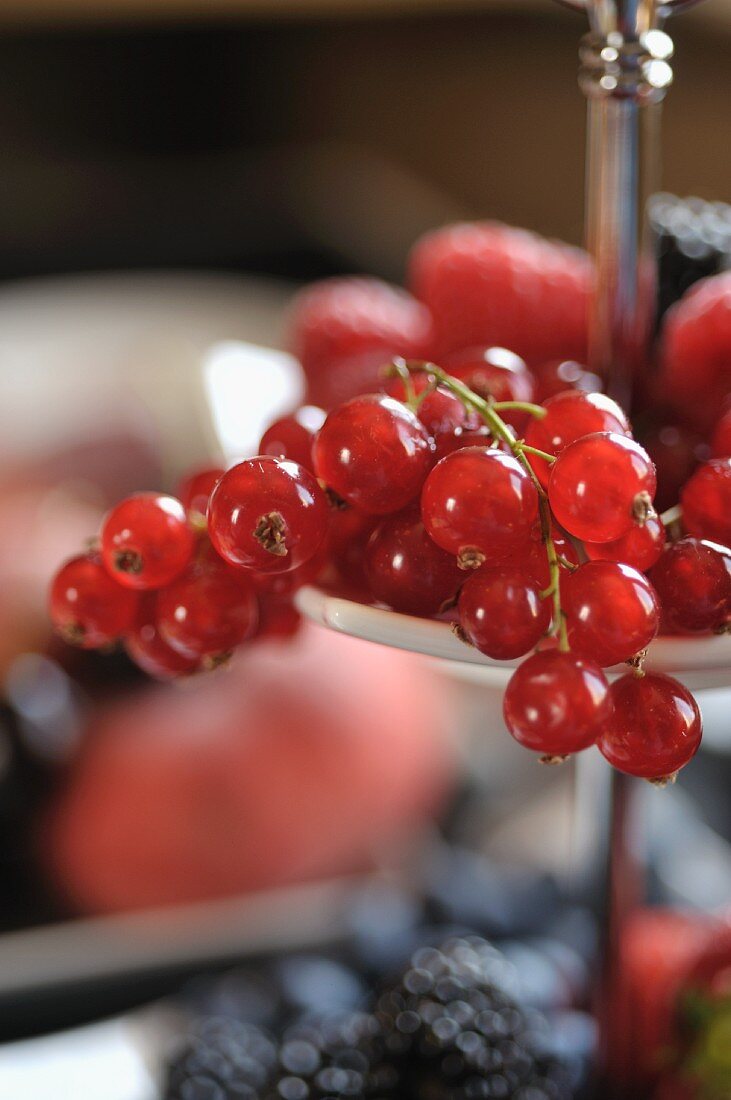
551;1;707;1091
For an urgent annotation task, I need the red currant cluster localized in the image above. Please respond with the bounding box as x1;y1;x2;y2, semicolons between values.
49;346;731;785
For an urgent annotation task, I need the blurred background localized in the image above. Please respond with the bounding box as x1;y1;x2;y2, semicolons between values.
0;1;730;1097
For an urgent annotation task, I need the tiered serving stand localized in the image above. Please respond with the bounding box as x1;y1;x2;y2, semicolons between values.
294;1;728;1093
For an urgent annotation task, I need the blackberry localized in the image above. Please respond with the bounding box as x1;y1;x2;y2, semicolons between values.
649;193;731;322
164;1017;278;1100
262;1012;399;1100
375;935;576;1100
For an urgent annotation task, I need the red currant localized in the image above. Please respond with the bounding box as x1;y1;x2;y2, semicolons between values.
524;391;631;487
259;406;326;469
433;424;494;462
312;394;433;515
442;346;535;431
548;432;657;543
641;423;707;514
256;598;302;640
100;492;195;590
598;672;702;779
512;520;579;589
176;466;224;527
324;506;378;593
711;410;731;458
648;537;731;633
584;514;666;573
421;447;539;569
156;557;258;662
503;650;610;757
562;561;659;667
124;596;200;679
458;568;552;660
532;359;601;403
208;457;329;573
49;553;139;648
364;507;463;616
680;458;731;547
385;371;475;441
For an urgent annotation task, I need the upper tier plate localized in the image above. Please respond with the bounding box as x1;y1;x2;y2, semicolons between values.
296;585;731;691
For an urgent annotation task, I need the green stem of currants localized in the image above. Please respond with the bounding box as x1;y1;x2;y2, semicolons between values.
395;360;570;653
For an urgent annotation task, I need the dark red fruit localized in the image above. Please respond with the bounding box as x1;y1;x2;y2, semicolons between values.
680;458;731;546
598;672;702;779
421;447;539;569
524;391;630;487
409;221;591;364
711;409;731;458
124;596;200;679
176;467;225;526
458;569;552;660
503;650;610;757
49;554;139;648
286;276;432;409
312;394;433;515
584;515;666;573
156;558;258;662
563;561;660;667
661;271;731;433
649;537;731;633
364;507;462;616
208;457;329;573
259;406;326;469
549;432;657;543
100;493;195;590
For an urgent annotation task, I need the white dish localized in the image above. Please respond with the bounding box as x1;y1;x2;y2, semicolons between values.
296;585;731;693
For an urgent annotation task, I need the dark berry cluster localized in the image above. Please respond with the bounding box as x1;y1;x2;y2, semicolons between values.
164;936;577;1100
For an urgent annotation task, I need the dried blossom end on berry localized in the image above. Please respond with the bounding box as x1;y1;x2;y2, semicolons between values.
254;512;288;558
457;547;486;571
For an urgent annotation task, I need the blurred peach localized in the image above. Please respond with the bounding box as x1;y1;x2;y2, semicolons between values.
44;624;455;913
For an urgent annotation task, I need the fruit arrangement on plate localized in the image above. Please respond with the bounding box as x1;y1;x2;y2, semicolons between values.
49;217;731;785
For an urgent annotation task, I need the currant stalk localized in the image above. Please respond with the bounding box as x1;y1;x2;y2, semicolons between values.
395;360;569;652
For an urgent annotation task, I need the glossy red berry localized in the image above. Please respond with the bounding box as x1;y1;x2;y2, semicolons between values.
548;432;657;543
532;359;601;403
312;394;433;515
641;422;707;514
156;558;258;662
442;346;535;431
49;553;139;648
256;598;302;640
324;506;379;593
524;391;631;486
124;596;200;679
208;457;329;573
364;507;462;616
421;447;539;569
562;561;660;667
176;466;225;526
100;492;195;590
584;515;666;573
648;537;731;633
680;458;731;547
259;406;326;469
385;371;474;441
433;423;494;461
598;672;702;779
459;569;551;660
503;650;610;756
